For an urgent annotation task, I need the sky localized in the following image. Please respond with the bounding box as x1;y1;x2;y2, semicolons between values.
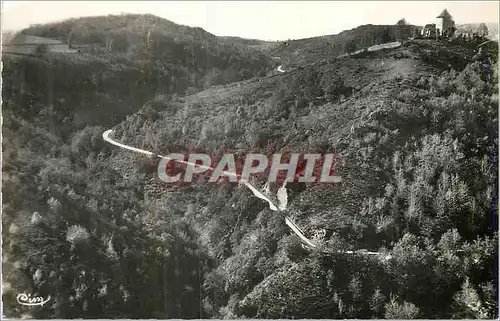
1;1;499;41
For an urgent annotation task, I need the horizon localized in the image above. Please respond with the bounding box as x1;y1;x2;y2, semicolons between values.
1;1;499;41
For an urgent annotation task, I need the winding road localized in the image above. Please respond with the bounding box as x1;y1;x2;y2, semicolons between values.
103;111;386;257
103;129;320;250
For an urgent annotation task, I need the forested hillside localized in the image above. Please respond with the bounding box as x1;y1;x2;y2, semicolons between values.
3;14;274;127
255;24;420;67
2;20;498;320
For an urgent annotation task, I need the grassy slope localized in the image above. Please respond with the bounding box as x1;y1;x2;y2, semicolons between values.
254;24;420;66
110;39;469;228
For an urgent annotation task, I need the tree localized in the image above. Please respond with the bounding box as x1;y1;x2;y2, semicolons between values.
345;39;357;55
397;18;407;26
476;23;489;38
35;44;49;57
397;18;408;44
384;295;420;319
65;28;74;48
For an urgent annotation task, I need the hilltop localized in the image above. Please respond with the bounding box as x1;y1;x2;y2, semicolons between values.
2;14;275;127
252;24;420;66
21;13;267;57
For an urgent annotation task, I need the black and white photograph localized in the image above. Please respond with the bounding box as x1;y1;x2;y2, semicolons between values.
1;1;499;319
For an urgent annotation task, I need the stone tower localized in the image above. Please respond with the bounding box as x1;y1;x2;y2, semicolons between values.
436;9;455;37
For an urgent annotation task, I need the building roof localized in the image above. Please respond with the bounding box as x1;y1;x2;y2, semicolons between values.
437;9;452;19
7;33;63;45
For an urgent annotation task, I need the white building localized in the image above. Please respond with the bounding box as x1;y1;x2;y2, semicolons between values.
3;33;77;56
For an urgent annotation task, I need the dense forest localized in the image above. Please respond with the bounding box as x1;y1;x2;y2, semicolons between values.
2;14;499;319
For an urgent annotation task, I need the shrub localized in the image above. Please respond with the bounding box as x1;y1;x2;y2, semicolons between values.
66;225;90;246
384;296;420;319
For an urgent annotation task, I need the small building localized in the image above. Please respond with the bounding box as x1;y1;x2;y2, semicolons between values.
413;26;423;38
422;24;437;38
3;33;77;56
436;9;455;37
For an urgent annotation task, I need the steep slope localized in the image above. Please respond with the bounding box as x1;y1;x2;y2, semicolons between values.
105;39;498;318
2;34;498;320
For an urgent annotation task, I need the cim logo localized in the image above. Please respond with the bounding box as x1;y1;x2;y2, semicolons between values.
16;293;51;307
